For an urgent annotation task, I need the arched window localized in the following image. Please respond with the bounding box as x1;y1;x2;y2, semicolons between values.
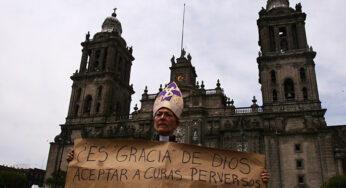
103;47;108;59
86;50;91;71
279;27;288;52
303;87;308;100
94;61;99;71
96;103;101;113
116;102;121;115
109;105;113;114
83;95;92;114
284;79;295;99
300;68;306;82
270;70;276;84
118;57;122;73
93;50;101;71
292;24;299;49
273;89;278;101
95;50;101;58
280;39;288;52
76;88;82;101
86;62;89;72
101;61;106;71
74;104;79;115
269;26;276;52
102;47;108;71
97;86;103;98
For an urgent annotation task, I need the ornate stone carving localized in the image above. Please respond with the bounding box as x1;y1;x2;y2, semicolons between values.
225;120;231;128
175;125;186;143
84;126;103;138
171;55;175;65
295;3;302;12
193;129;198;142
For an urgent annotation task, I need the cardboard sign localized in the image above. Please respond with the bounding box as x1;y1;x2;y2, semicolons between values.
65;139;265;188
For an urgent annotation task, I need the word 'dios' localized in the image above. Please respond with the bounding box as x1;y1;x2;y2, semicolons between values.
66;139;265;188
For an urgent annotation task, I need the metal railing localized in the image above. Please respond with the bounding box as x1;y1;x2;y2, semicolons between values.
233;106;263;114
148;94;157;99
205;89;217;95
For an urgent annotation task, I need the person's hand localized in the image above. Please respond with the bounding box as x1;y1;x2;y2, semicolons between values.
66;150;74;163
261;169;270;184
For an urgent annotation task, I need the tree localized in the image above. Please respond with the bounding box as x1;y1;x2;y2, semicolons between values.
322;175;346;188
0;170;28;188
0;174;5;187
45;170;66;188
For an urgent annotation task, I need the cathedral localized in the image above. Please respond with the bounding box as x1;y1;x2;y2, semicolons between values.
45;0;346;187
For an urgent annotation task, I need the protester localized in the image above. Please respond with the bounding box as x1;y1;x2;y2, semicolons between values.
152;82;183;142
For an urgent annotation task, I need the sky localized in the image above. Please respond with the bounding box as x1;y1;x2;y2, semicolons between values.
0;0;345;169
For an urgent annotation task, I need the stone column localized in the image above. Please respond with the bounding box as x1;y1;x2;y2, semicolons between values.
334;148;344;175
297;22;308;49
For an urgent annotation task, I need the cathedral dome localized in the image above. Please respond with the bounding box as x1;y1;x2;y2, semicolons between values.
266;0;289;11
101;8;122;34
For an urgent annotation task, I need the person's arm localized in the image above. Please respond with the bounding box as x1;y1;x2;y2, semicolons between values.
261;169;270;184
66;150;74;163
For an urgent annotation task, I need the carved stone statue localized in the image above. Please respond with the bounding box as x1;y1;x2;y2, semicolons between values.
171;55;175;65
295;3;302;12
175;126;186;143
86;31;90;41
187;53;192;62
259;7;266;16
193;129;198;141
180;48;186;58
129;46;133;54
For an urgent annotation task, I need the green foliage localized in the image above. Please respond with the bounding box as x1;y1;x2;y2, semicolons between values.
322;175;346;188
0;174;5;187
0;170;28;188
45;170;66;187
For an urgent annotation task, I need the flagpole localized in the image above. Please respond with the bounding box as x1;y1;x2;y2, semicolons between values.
181;4;186;51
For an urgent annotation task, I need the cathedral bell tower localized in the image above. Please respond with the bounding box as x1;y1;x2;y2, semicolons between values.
170;48;197;96
257;0;323;113
66;9;134;123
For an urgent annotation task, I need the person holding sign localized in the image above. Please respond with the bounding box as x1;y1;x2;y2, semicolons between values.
152;82;183;142
152;82;269;184
67;82;270;184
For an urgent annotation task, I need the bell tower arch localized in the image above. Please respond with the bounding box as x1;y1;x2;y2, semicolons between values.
170;49;197;95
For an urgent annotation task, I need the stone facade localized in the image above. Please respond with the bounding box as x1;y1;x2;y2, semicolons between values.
45;1;345;188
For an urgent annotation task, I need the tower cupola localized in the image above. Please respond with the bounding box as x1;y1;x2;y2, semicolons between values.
266;0;289;11
101;8;122;34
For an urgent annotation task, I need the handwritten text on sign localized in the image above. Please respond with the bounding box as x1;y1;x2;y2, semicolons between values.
65;139;265;188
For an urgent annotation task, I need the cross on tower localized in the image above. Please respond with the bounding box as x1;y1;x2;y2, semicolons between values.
112;8;117;17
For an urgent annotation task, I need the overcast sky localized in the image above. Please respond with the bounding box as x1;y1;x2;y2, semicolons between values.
0;0;345;169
